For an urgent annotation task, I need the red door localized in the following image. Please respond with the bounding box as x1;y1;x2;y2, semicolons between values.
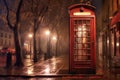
70;17;96;74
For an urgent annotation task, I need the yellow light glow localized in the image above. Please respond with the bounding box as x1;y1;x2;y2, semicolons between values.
45;67;50;74
28;34;33;38
45;30;50;36
26;67;33;75
24;43;28;46
107;40;109;44
116;42;119;47
27;70;33;74
52;36;57;40
83;28;86;31
73;12;91;16
78;32;82;35
78;27;82;31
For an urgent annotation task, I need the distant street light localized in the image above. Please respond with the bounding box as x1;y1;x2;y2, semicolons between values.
45;30;50;59
52;36;57;41
24;42;29;51
28;33;33;59
45;30;50;36
28;34;33;38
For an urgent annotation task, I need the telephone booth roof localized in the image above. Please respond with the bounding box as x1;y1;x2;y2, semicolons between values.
68;4;96;17
69;4;96;11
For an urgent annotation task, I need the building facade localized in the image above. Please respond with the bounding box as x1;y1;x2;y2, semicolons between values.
97;0;120;74
0;0;14;50
0;28;14;49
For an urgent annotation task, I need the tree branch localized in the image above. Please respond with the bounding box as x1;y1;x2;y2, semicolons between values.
3;0;13;30
15;0;23;27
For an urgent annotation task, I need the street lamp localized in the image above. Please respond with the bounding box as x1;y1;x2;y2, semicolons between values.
52;36;57;57
28;34;33;38
24;42;29;51
28;34;33;59
45;30;50;36
52;36;57;41
45;30;50;59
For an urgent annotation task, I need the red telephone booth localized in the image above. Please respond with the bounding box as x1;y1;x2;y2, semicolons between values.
69;4;96;74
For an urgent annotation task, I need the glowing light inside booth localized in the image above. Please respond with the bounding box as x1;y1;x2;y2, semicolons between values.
73;12;91;16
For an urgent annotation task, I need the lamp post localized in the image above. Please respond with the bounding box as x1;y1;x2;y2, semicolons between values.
45;30;50;59
52;36;57;57
28;34;33;59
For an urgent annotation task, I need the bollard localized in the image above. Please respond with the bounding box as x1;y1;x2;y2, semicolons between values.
6;52;12;68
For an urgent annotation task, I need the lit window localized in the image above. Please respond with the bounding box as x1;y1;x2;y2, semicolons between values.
73;12;91;16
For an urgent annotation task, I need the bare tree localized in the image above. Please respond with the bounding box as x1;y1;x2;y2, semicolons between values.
24;0;50;62
3;0;24;67
45;0;69;57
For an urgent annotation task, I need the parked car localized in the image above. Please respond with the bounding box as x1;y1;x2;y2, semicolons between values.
0;47;15;55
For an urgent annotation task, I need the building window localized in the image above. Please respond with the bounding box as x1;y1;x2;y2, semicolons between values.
5;33;7;38
0;39;2;45
111;30;114;57
116;38;119;54
9;34;11;39
117;0;119;9
111;24;120;57
116;24;120;56
9;40;11;46
0;33;3;37
113;0;117;12
4;39;7;46
0;39;3;45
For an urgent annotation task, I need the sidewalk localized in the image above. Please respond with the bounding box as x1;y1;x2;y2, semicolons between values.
0;55;34;68
0;54;43;76
0;56;67;76
0;55;111;80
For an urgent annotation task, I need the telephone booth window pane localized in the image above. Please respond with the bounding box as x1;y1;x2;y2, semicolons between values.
73;19;91;62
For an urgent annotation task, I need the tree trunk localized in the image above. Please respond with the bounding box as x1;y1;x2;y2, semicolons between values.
33;21;38;62
14;28;24;67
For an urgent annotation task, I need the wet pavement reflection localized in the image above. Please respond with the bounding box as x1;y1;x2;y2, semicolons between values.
0;55;117;80
0;55;68;80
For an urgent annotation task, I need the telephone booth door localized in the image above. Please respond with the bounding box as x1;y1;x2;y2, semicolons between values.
69;4;96;74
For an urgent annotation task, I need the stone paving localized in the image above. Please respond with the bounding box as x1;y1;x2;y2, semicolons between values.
0;55;120;80
0;56;66;80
